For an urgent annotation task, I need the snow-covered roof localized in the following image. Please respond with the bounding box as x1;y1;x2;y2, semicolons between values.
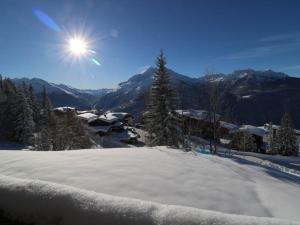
99;114;119;123
109;112;131;120
233;125;266;137
54;107;76;112
220;138;231;145
77;113;98;123
219;121;239;131
175;109;220;121
263;123;300;135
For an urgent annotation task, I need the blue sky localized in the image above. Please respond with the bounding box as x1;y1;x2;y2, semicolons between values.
1;0;300;89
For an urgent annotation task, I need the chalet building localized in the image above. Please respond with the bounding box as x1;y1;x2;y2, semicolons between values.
262;123;300;150
230;125;266;152
218;121;239;146
106;112;133;126
77;113;98;123
77;109;101;115
219;121;239;137
76;111;134;137
175;109;221;137
53;107;76;117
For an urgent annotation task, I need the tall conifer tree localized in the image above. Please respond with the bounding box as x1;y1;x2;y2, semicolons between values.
276;113;297;156
145;50;182;147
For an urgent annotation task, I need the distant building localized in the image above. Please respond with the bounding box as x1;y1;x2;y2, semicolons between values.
230;125;266;152
261;123;300;151
53;107;76;117
107;112;133;126
175;109;221;137
77;113;98;123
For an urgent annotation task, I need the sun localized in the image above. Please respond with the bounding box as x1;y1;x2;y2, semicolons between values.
68;38;88;56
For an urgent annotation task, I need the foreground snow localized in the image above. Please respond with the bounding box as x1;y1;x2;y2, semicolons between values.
0;147;299;223
0;175;298;225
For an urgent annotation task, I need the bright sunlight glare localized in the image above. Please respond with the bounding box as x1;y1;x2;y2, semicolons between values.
68;38;88;56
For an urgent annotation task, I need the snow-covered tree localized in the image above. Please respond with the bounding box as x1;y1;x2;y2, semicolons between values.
206;83;220;154
266;122;277;154
52;111;92;150
40;86;56;128
145;50;182;147
14;87;35;144
0;79;18;139
28;84;40;125
232;132;256;152
276;113;297;156
35;127;52;151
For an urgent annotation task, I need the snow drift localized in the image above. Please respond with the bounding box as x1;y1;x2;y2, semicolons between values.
0;175;298;225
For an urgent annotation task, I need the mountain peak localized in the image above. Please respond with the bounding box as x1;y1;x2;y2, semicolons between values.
140;66;156;75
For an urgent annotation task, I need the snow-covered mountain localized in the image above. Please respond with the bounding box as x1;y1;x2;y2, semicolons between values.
12;78;112;109
96;67;201;115
8;68;300;128
96;68;300;128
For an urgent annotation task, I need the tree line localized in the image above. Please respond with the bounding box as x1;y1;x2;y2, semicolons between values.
0;75;93;150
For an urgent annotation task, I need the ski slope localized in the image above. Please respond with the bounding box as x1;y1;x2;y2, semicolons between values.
0;147;299;224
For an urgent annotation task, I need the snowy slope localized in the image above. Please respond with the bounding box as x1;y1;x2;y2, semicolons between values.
0;147;299;222
11;77;111;109
0;174;298;225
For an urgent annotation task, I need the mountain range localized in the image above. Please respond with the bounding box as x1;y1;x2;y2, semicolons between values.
12;77;113;109
10;68;300;128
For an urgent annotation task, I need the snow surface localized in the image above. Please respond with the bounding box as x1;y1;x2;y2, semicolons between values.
76;113;98;123
99;114;119;123
232;125;266;137
1;175;298;225
0;147;299;223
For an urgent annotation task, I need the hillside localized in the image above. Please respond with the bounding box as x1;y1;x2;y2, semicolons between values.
12;77;112;109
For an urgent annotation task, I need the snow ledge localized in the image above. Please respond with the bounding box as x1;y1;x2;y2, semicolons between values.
0;175;299;225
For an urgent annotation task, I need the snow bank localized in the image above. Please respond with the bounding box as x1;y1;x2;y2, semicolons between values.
0;175;298;225
0;148;299;221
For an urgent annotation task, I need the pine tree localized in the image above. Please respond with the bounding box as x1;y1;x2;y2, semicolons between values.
28;84;39;125
266;122;277;154
14;87;35;144
34;86;57;150
0;74;3;90
276;113;297;156
41;86;56;127
145;50;182;147
70;119;93;149
53;111;92;150
35;127;52;151
232;132;256;152
1;79;18;139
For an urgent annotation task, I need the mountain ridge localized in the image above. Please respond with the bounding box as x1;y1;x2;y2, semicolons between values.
5;68;300;128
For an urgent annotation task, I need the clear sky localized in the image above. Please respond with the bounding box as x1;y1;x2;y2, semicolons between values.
1;0;300;89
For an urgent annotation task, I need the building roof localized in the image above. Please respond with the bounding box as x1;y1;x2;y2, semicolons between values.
77;113;98;123
232;125;266;137
99;114;119;123
263;123;300;135
219;121;239;131
175;109;221;121
109;112;131;120
54;107;76;112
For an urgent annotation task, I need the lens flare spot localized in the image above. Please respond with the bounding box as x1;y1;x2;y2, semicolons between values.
91;57;101;66
32;8;60;32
